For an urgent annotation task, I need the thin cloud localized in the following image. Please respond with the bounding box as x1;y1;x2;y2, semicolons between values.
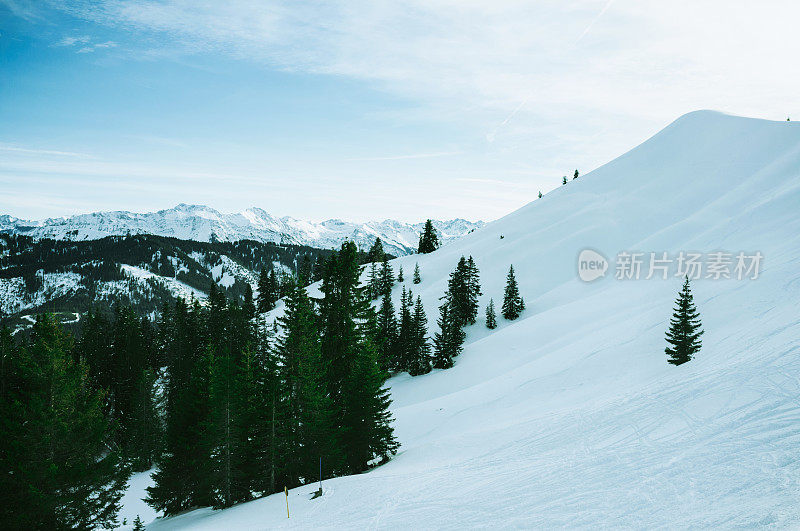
0;143;93;158
345;151;462;162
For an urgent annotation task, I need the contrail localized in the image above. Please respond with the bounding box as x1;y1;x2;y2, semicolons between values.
575;0;615;45
486;95;530;143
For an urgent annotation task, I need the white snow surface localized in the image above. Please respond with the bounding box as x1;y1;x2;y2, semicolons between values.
1;205;483;257
132;111;800;529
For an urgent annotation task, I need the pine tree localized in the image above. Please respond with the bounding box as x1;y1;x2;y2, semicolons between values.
395;287;414;372
413;263;421;284
375;293;398;372
319;242;398;474
573;169;579;180
367;238;385;263
407;297;431;376
417;219;440;254
445;256;482;327
378;257;394;297
501;265;525;320
664;277;704;366
538;191;543;199
298;254;313;287
562;176;567;185
0;315;128;529
432;300;464;370
367;262;380;300
257;268;276;313
242;283;256;319
133;515;145;530
147;300;213;515
485;299;497;329
397;265;404;283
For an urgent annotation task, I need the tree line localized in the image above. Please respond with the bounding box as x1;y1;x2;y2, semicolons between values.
0;240;398;528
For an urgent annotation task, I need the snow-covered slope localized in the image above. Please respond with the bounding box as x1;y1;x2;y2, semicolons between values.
0;206;482;257
137;111;800;528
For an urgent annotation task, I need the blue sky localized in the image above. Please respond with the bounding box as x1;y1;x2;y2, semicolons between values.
1;1;798;222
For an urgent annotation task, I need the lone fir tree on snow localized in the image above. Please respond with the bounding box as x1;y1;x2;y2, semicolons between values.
562;176;567;185
413;263;421;284
485;299;497;329
417;219;440;254
664;277;704;366
538;191;542;199
573;169;579;180
397;266;404;283
501;265;525;320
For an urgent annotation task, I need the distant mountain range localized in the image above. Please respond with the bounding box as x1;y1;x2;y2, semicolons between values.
0;204;484;256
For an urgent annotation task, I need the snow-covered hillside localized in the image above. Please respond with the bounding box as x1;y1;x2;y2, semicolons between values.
131;111;800;528
0;206;483;257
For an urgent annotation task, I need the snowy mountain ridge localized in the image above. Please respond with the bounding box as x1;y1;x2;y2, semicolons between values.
0;205;483;256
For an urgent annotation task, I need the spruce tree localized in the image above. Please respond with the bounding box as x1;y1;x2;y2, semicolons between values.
562;176;567;185
319;242;398;474
375;293;398;372
413;263;421;284
395;287;414;372
257;268;276;313
133;515;145;530
417;219;440;254
378;257;394;297
665;277;704;366
397;265;404;283
501;265;525;320
574;169;579;180
538;191;543;199
407;297;431;376
485;299;497;329
445;256;482;327
0;315;128;529
367;262;380;300
298;254;313;287
432;300;464;370
367;238;385;263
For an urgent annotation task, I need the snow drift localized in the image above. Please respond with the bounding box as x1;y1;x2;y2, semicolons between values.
137;111;800;528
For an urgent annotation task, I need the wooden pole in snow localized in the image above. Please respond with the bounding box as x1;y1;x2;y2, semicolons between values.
285;486;289;518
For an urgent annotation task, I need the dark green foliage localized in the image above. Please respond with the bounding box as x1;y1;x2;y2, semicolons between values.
378;258;394;298
319;242;398;474
665;277;704;366
413;263;421;284
375;293;398;372
417;219;440;254
432;301;464;369
501;265;525;320
407;297;431;376
298;254;313;287
562;176;567;185
367;262;380;300
367;238;385;263
485;299;497;329
397;265;404;283
0;316;128;529
133;515;145;530
257;267;279;313
446;256;482;327
574;169;579;180
538;191;543;199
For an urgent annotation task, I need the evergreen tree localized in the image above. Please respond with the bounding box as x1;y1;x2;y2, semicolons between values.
147;300;213;515
257;268;276;313
485;299;497;329
319;242;398;474
573;169;579;180
445;256;482;327
378;257;394;297
417;219;440;254
242;283;256;319
375;293;398;372
397;265;404;283
367;238;385;263
407;297;431;376
562;176;568;185
298;254;313;287
665;277;704;366
413;263;421;284
367;262;380;300
395;287;414;372
0;316;128;529
501;265;525;320
432;300;464;370
133;515;145;530
538;191;543;199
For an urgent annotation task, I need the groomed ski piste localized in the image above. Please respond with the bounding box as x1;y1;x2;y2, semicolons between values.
128;111;800;528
